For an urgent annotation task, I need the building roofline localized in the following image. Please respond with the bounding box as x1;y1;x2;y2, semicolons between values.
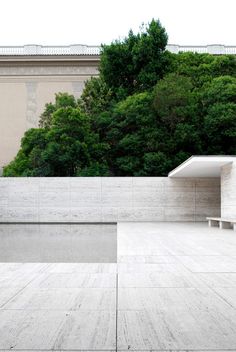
168;155;236;178
0;44;101;56
0;55;100;64
0;44;235;56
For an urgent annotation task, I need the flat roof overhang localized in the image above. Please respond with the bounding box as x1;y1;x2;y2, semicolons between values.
168;156;236;178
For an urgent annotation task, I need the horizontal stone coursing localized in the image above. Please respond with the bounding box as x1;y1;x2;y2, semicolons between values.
0;177;220;222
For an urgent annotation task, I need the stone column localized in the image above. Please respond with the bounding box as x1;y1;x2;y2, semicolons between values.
221;160;236;219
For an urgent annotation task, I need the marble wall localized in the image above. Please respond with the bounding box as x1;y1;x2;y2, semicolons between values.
221;162;236;219
0;177;220;222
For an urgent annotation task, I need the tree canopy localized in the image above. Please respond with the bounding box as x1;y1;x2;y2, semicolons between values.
4;96;109;176
100;19;171;97
3;19;236;177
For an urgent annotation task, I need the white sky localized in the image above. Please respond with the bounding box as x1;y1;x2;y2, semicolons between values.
1;0;235;46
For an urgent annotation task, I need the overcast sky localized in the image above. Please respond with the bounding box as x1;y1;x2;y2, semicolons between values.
1;0;235;46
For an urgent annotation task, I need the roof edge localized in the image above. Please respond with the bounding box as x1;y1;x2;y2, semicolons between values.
168;155;236;178
0;44;235;56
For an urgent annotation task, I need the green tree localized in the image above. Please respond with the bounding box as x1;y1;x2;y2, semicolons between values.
153;73;194;130
3;95;109;176
201;76;236;154
94;91;173;175
4;20;236;177
39;92;78;128
3;129;48;176
100;19;171;96
79;77;114;115
172;52;236;87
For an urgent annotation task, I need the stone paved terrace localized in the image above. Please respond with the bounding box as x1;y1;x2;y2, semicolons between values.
1;222;236;350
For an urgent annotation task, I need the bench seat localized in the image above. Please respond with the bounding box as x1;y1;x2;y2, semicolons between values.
207;217;236;231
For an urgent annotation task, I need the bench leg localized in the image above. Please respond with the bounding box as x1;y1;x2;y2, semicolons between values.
220;221;233;230
209;219;219;227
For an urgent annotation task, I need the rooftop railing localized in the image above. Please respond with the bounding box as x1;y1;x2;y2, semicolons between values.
167;44;236;55
0;44;235;56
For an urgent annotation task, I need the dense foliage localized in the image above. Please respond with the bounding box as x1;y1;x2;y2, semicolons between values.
4;97;109;176
100;19;171;97
3;19;236;177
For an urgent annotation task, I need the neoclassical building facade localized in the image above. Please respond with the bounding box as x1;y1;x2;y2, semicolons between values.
0;45;100;172
0;44;235;171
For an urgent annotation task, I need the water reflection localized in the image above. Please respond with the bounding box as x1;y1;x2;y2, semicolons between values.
0;224;117;263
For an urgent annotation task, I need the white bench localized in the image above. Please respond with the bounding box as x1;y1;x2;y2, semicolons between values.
207;217;236;231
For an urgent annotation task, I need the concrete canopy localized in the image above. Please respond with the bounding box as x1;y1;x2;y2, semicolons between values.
168;156;236;178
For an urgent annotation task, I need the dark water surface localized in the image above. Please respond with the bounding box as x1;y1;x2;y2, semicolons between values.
0;224;117;263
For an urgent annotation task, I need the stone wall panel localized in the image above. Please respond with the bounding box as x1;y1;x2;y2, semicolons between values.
0;177;220;222
221;162;236;218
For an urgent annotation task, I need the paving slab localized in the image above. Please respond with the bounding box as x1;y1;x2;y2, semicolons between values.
198;272;236;287
118;255;178;263
176;255;236;272
0;309;116;350
29;272;117;288
48;262;117;273
118;262;189;273
0;287;23;307
0;272;40;288
53;310;116;350
3;287;116;311
0;310;68;350
0;263;49;275
118;287;234;311
212;287;236;309
117;308;236;350
118;272;207;288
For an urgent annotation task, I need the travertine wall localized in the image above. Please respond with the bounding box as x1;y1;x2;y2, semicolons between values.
0;177;220;222
221;161;236;219
0;58;99;171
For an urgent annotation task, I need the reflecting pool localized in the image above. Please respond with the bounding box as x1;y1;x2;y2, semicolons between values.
0;224;117;263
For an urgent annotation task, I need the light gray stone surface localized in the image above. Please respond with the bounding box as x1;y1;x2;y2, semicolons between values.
4;287;116;310
30;273;117;289
0;310;116;350
1;222;236;350
221;161;236;219
0;177;220;222
0;262;116;350
116;222;236;350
